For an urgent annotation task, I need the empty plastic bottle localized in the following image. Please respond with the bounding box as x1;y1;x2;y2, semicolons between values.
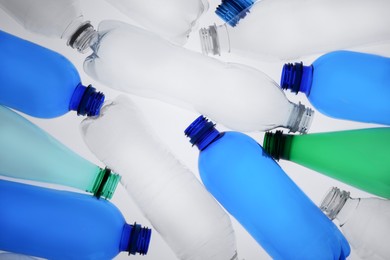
320;187;390;260
104;0;209;45
0;179;151;259
201;0;390;60
280;51;390;125
263;128;390;199
0;253;37;260
0;105;120;199
184;115;350;259
0;30;104;118
80;95;238;260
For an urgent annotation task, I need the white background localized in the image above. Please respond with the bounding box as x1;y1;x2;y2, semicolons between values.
1;0;390;259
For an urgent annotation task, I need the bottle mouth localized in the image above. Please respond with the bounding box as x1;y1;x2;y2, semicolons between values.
78;85;105;117
92;168;121;199
184;115;220;151
320;187;350;220
68;21;98;53
128;223;152;255
199;25;220;55
263;131;285;160
215;0;254;26
287;102;314;134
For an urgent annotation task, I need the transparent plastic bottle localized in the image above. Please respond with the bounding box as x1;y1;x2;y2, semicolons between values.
320;187;390;260
104;0;209;45
0;105;120;199
0;179;151;259
0;30;104;118
201;0;390;60
80;95;238;260
263;129;390;199
280;51;390;126
184;115;350;259
0;253;37;260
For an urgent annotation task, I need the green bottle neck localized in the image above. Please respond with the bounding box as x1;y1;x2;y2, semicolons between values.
263;131;293;161
90;167;121;199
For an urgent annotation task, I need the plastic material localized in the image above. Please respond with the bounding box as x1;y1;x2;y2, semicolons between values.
320;187;390;260
0;253;37;260
84;20;313;133
281;51;390;125
185;115;350;259
263;128;390;199
80;95;238;260
200;0;390;59
0;105;120;199
0;30;104;118
104;0;209;45
0;179;151;259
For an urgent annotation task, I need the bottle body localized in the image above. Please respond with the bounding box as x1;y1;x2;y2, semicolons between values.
0;179;151;259
104;0;208;45
0;30;104;118
305;51;390;125
0;105;119;199
185;117;350;259
320;188;390;260
84;20;313;133
202;0;390;59
0;253;37;260
263;128;390;198
80;95;238;260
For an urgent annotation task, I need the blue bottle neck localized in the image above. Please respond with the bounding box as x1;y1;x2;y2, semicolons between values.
215;0;254;26
184;116;222;151
281;63;313;96
119;223;151;255
69;83;105;117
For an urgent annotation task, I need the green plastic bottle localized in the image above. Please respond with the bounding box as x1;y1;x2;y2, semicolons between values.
263;128;390;198
0;105;120;199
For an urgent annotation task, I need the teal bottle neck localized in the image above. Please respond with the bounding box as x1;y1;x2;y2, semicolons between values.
281;63;313;96
90;167;120;200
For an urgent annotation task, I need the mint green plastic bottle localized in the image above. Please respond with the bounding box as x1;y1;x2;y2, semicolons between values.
0;105;120;199
263;128;390;198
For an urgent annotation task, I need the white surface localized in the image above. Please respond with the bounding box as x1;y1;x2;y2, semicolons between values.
0;0;389;259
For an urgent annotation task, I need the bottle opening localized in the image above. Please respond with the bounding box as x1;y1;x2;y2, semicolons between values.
287;102;314;134
199;25;220;55
78;85;105;117
281;63;313;95
184;115;221;151
320;187;350;220
127;223;152;255
263;131;286;160
91;167;120;200
68;22;98;53
215;0;254;26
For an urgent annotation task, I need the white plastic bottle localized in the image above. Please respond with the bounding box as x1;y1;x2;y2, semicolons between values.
320;187;390;260
201;0;390;60
104;0;209;45
80;95;238;260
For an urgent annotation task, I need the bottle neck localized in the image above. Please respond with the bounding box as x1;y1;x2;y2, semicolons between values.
67;21;98;53
263;131;293;161
286;102;314;134
90;167;121;199
69;84;105;117
320;187;360;226
281;63;313;96
215;0;254;26
199;24;230;56
120;223;152;255
184;115;221;151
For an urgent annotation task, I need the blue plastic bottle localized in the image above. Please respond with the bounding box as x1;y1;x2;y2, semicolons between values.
184;116;350;260
0;29;104;118
281;50;390;125
0;179;151;259
215;0;254;26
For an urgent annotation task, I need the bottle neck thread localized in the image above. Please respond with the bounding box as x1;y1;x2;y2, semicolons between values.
320;187;351;221
281;63;313;95
120;223;152;255
199;25;220;55
215;0;255;26
263;131;292;160
184;115;221;151
91;167;121;200
68;22;98;53
286;102;314;134
70;84;105;117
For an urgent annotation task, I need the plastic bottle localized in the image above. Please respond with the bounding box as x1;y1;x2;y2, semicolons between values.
0;253;37;260
263;128;390;199
104;0;209;45
184;115;350;259
0;30;104;118
280;50;390;125
0;0;208;46
80;95;238;260
0;105;120;199
201;0;390;60
320;187;390;260
0;179;151;259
